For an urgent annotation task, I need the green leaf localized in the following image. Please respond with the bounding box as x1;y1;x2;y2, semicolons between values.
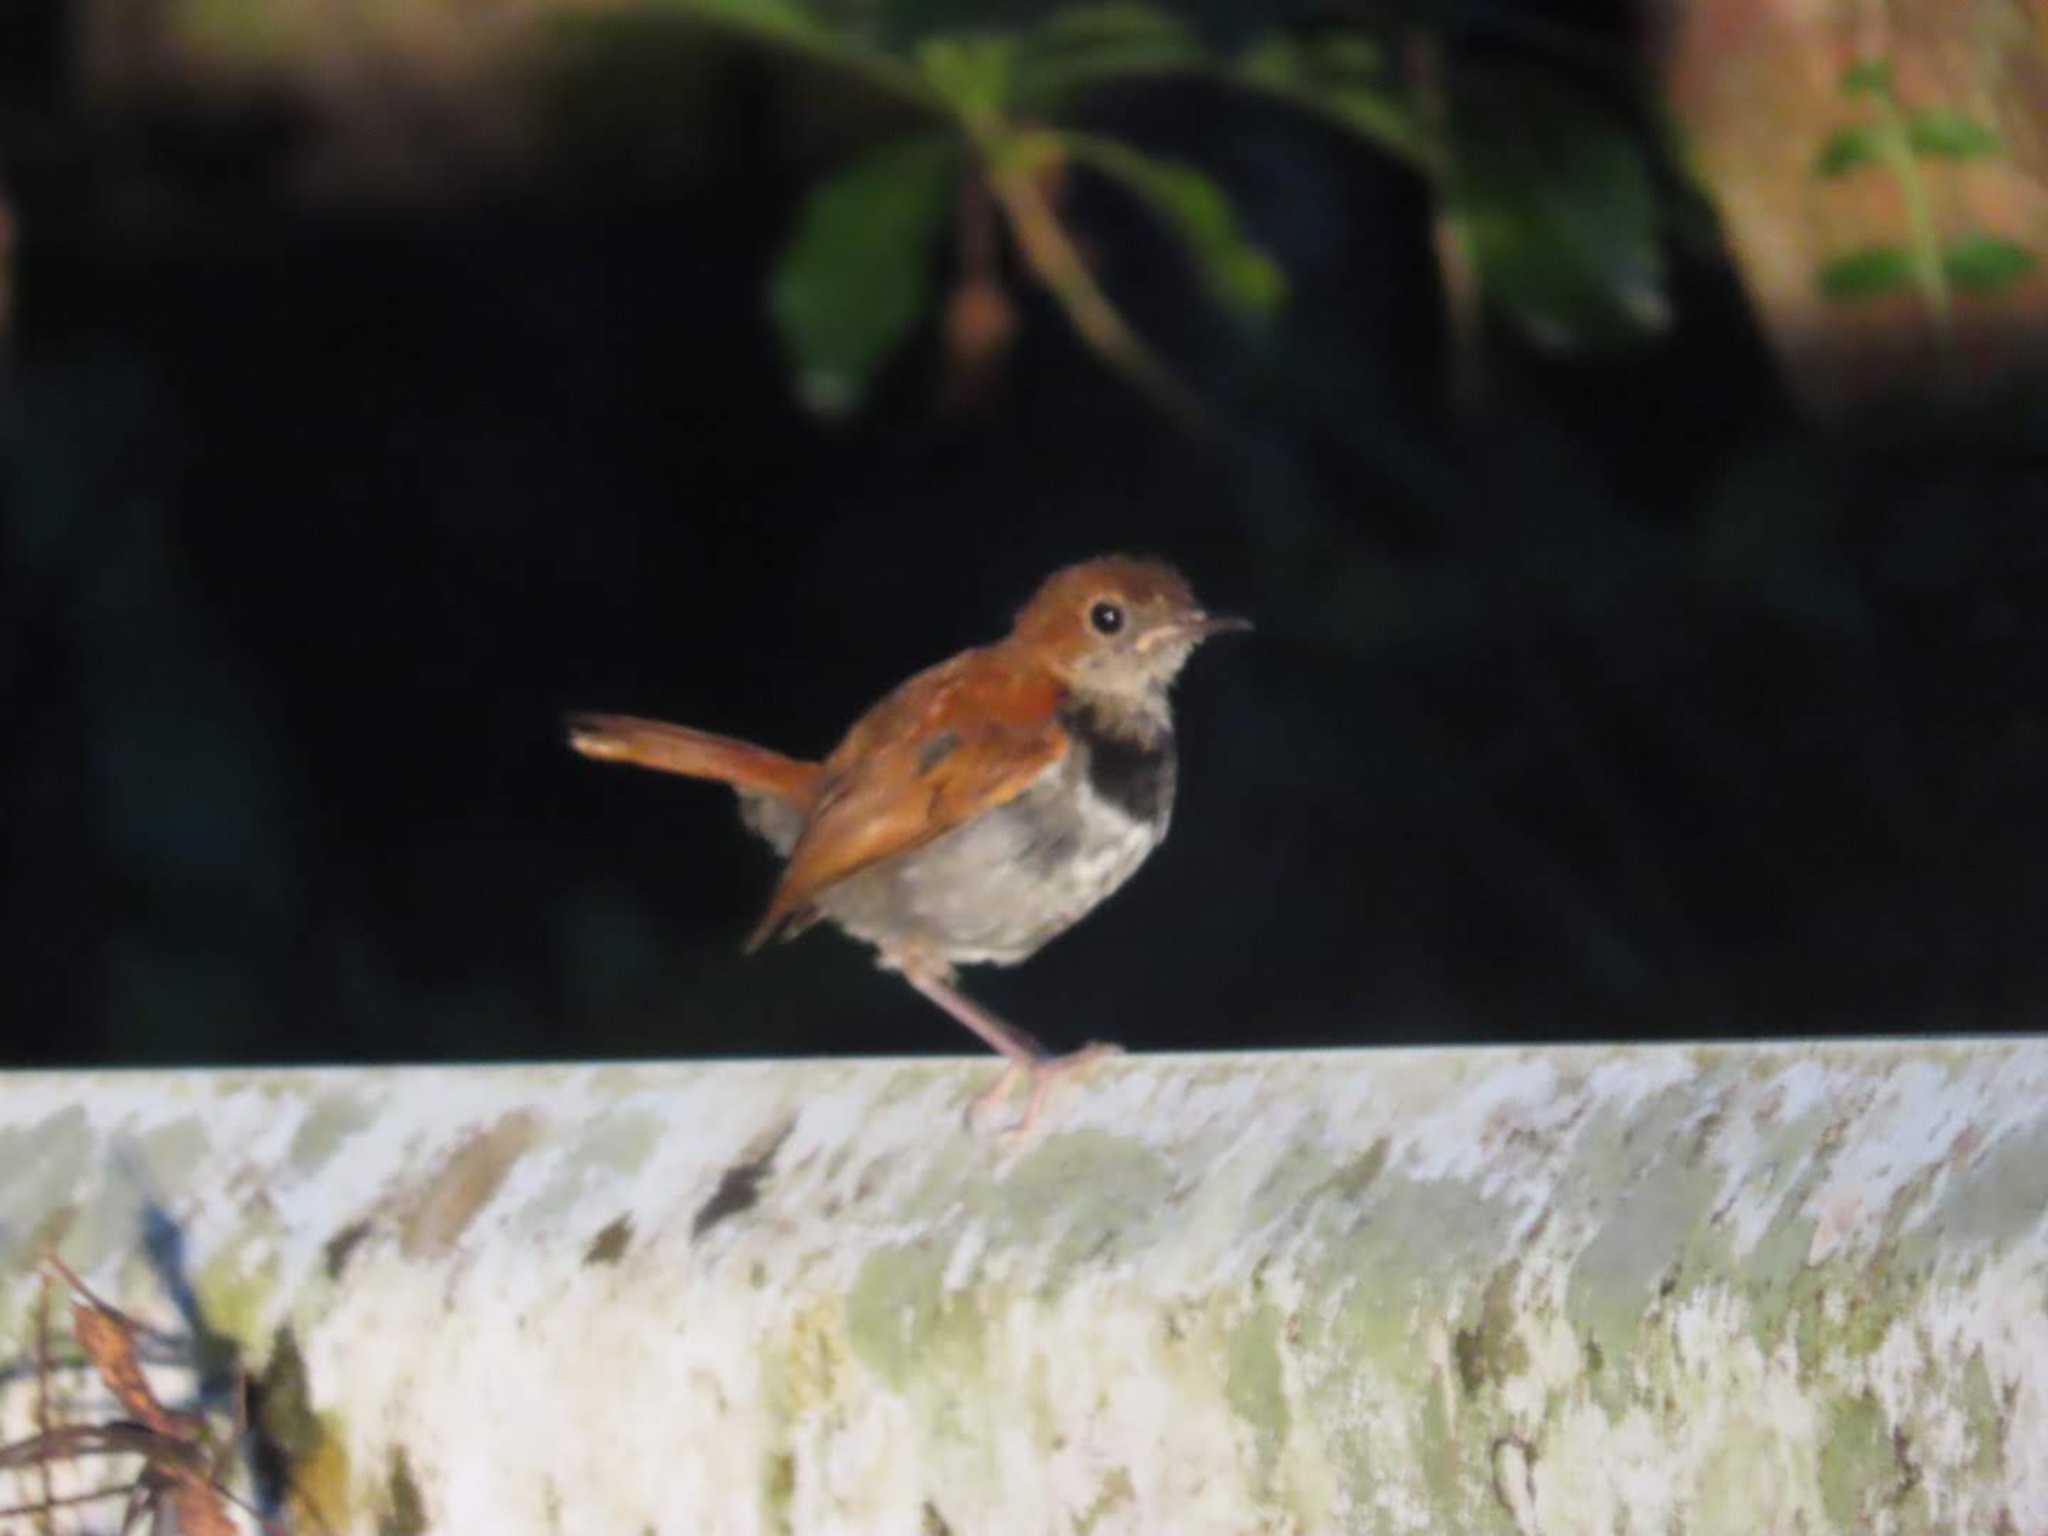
1012;5;1208;109
1447;64;1668;350
769;134;961;414
1816;245;1913;300
1059;132;1287;322
1237;31;1432;171
915;33;1016;118
1943;234;2037;294
1813;126;1879;178
666;0;826;41
1842;59;1893;96
1905;109;2001;159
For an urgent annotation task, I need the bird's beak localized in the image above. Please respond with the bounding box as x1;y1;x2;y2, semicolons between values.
1183;611;1254;642
1140;611;1254;651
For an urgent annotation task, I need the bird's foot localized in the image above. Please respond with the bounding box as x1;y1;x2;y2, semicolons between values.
967;1041;1124;1141
886;954;1122;1139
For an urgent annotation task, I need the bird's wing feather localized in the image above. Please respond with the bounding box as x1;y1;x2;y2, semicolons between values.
746;646;1067;947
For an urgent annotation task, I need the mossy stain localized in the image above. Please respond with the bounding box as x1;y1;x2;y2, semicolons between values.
254;1325;351;1530
763;1449;796;1534
1960;1347;2008;1482
845;1240;987;1392
256;1326;321;1457
193;1238;281;1348
1819;1392;1897;1530
764;1298;852;1423
0;1109;93;1269
381;1446;428;1536
985;1131;1174;1275
1327;1135;1391;1205
289;1095;374;1173
1073;1467;1135;1534
1224;1302;1290;1486
323;1219;373;1281
138;1116;212;1188
584;1214;633;1266
400;1110;541;1260
1454;1264;1530;1396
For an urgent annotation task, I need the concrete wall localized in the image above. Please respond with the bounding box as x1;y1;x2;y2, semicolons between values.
0;1041;2044;1532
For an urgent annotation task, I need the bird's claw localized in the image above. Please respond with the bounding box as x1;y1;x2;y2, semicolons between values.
966;1042;1124;1141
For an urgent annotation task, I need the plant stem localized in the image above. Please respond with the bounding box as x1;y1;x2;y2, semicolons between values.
980;133;1210;430
1404;30;1484;408
1871;79;1957;377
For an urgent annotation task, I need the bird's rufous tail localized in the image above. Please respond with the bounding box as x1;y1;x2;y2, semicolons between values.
565;713;822;808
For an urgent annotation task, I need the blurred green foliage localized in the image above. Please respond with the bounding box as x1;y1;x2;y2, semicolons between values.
1058;132;1286;321
1812;59;2037;322
1816;246;1916;302
606;0;1674;416
770;134;962;412
1943;233;2038;295
1446;62;1667;350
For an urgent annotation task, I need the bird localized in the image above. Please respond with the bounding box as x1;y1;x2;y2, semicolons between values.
566;554;1249;1133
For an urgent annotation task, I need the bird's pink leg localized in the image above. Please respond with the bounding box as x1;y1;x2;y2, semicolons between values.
891;960;1120;1137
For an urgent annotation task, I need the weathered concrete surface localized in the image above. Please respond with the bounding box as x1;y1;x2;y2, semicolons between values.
0;1042;2045;1533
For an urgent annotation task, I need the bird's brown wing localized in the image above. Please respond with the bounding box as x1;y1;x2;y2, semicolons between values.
745;645;1068;948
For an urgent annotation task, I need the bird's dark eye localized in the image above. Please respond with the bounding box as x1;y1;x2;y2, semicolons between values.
1089;600;1125;635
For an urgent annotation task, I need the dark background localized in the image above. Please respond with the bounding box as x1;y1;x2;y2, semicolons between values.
4;3;2046;1069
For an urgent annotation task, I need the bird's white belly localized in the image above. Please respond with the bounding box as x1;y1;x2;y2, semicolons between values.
828;758;1167;965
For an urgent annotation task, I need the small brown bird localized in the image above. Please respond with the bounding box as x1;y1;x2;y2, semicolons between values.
568;555;1248;1132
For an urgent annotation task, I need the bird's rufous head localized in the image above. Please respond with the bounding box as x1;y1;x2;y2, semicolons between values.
1010;556;1250;703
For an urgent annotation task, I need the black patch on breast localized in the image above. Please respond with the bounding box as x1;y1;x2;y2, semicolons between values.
1063;703;1174;825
